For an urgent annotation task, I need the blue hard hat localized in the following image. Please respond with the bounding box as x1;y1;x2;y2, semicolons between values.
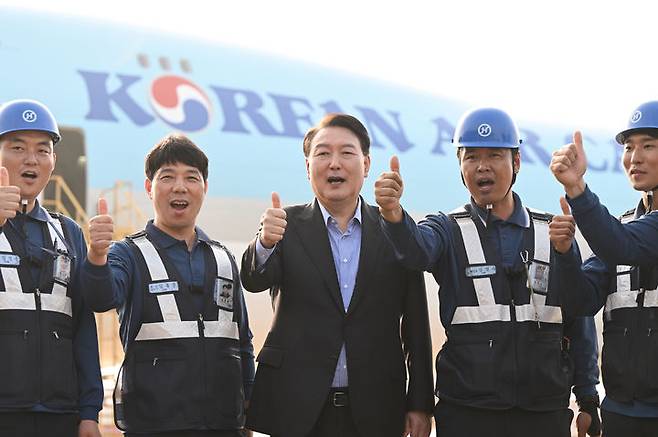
0;99;61;144
452;107;521;148
615;101;658;145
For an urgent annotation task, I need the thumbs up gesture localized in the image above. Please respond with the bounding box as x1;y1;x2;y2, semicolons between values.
87;198;114;266
549;197;577;254
259;192;287;249
550;131;588;198
0;167;21;227
375;156;404;223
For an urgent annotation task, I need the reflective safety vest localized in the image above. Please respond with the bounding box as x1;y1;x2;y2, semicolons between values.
435;205;572;411
450;206;561;326
0;212;77;410
604;210;658;316
114;230;244;433
601;206;658;403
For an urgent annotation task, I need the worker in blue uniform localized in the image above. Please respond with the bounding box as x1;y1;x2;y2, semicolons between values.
0;99;103;437
375;107;601;437
550;101;658;436
80;134;255;436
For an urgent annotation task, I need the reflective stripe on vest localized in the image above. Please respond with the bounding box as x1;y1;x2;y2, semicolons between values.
43;216;72;315
0;214;72;317
131;235;239;341
517;218;562;324
602;211;658;314
451;212;562;325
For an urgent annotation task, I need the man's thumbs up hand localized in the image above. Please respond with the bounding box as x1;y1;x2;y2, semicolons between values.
0;167;21;227
550;130;588;198
375;155;404;223
259;192;287;249
549;197;576;254
87;197;114;266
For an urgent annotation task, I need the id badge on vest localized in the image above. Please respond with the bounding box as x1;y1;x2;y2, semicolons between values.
527;261;549;293
214;278;233;311
53;253;72;284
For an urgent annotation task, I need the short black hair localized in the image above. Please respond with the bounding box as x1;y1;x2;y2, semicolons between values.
145;134;208;181
303;113;370;157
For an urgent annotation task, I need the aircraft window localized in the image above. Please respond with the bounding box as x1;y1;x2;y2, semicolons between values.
159;57;171;71
181;59;192;73
137;53;149;68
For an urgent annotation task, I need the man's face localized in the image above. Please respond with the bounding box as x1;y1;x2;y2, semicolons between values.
622;133;658;193
305;126;370;209
145;162;207;235
459;147;518;206
0;130;56;202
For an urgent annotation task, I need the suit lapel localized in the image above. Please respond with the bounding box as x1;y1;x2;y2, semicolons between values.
346;201;384;316
293;201;344;312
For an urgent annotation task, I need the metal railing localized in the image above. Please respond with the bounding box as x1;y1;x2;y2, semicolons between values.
42;174;89;229
100;180;147;240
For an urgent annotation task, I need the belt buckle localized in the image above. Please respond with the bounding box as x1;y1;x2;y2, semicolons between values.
332;390;348;407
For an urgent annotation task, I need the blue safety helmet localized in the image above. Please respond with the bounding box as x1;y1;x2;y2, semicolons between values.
0;99;61;144
452;107;522;149
615;101;658;145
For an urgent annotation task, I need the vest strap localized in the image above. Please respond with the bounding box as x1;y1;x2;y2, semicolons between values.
0;213;72;317
131;234;239;342
605;209;653;315
455;217;495;306
451;210;561;324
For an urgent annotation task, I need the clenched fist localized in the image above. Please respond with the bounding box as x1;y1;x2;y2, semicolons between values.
375;156;404;223
87;197;114;266
259;192;287;249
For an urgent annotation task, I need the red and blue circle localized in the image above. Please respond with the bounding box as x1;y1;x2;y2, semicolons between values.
149;75;211;131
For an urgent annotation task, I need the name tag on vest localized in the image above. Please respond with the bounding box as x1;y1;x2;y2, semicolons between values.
148;281;179;294
465;265;496;278
215;278;233;311
527;262;549;294
54;254;71;284
0;253;20;267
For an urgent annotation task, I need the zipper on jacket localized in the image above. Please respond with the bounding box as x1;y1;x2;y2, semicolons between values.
509;297;519;405
632;288;644;398
198;313;209;426
34;288;42;402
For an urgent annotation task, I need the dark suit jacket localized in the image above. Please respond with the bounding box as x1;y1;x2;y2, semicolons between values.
241;199;434;437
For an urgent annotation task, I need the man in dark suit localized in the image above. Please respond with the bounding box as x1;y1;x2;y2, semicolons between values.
241;113;434;437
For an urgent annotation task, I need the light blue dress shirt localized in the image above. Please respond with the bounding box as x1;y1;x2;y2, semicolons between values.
256;199;362;387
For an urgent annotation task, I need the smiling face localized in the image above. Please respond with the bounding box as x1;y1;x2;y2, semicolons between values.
459;147;518;207
622;133;658;193
146;161;208;240
0;130;56;208
305;126;370;213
